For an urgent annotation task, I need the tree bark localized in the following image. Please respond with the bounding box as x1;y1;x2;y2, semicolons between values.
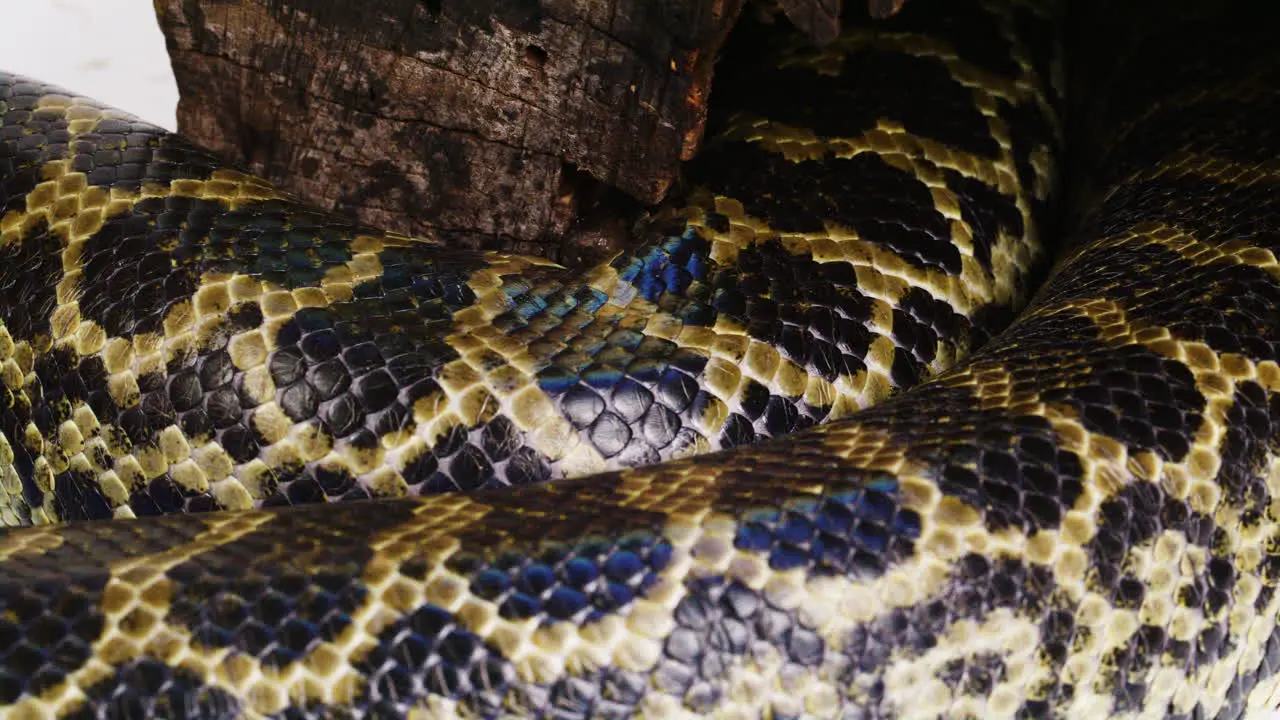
156;0;744;257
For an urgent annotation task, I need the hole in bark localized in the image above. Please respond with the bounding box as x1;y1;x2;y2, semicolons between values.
421;0;442;16
524;44;549;67
551;163;642;269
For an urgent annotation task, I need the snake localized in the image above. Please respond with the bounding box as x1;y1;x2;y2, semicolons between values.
0;0;1278;716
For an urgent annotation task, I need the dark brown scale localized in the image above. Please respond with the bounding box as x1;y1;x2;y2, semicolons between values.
31;347;86;428
718;413;757;448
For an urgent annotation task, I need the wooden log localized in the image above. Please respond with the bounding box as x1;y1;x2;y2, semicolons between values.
156;0;745;257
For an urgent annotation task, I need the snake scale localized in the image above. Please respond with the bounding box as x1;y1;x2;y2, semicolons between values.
0;0;1278;717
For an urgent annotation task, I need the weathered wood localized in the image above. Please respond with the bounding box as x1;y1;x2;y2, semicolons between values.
778;0;843;43
157;0;744;256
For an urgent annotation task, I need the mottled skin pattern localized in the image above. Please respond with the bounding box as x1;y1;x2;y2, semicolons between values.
0;0;1278;719
0;0;1053;524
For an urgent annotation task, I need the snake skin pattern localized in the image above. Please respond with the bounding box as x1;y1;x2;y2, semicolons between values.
1;0;1279;717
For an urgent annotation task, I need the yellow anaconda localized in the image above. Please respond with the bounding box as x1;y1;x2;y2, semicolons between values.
1;0;1279;718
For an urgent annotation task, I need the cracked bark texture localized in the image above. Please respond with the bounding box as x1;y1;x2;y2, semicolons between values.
155;0;748;257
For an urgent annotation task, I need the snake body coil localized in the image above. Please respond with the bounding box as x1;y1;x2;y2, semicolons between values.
0;0;1279;718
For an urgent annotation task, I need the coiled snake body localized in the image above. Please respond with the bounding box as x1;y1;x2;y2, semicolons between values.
0;0;1278;718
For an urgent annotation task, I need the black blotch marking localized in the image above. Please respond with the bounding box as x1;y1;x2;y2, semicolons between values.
83;128;223;192
885;0;1022;81
713;466;921;579
693;147;962;274
0;517;210;705
165;501;418;668
971;309;1202;464
934;409;1082;531
112;330;290;517
943;167;1025;272
253;248;539;493
857;345;1086;533
0;346;107;517
15;349;121;521
0;567;105;705
939;652;1006;696
716;240;875;383
1216;381;1278;514
711;42;999;159
853;298;1212;534
892;286;971;385
0;220;62;340
1083;476;1262;690
29;346;90;434
1086;483;1202;596
75;195;361;337
1;76;222;209
996;97;1057;221
350;603;517;717
832;555;1056;705
1009;5;1061;108
658;576;827;710
1052;344;1202;463
0;79;73;214
61;659;240;720
542;233;870;463
52;470;114;522
967;302;1019;350
1048;237;1280;364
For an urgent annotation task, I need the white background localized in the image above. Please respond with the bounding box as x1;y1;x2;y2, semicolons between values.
0;0;177;128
